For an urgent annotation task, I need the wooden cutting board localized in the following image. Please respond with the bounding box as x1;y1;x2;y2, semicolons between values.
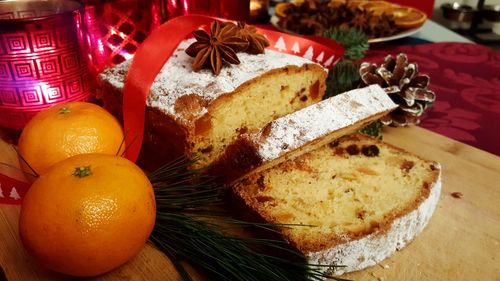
0;126;499;281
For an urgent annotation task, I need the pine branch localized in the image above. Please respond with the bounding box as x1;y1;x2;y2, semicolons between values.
324;27;369;61
151;213;334;281
148;156;349;281
359;120;383;139
325;60;360;99
323;27;367;99
0;162;37;178
150;156;223;211
151;213;344;281
13;146;39;178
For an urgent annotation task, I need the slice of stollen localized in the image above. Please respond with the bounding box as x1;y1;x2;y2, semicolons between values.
232;134;441;275
210;85;397;183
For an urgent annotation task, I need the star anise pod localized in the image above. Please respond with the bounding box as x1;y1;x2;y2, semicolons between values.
351;9;367;31
185;21;248;75
237;22;270;54
277;0;400;39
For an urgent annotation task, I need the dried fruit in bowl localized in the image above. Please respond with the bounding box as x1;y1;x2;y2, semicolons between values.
18;101;125;176
275;2;295;17
381;6;427;29
19;153;156;277
359;0;396;15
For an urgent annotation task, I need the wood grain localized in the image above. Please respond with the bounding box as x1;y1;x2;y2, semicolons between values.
1;126;499;281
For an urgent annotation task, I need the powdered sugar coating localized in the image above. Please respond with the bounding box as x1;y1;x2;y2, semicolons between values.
306;168;442;276
256;85;397;161
99;39;316;123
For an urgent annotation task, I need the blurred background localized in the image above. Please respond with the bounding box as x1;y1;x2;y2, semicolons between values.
432;0;500;48
0;0;498;131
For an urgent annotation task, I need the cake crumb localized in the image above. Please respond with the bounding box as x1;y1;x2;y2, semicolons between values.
451;192;463;199
379;263;390;269
370;271;385;280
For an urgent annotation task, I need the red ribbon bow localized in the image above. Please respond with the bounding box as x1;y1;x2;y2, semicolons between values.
122;14;344;162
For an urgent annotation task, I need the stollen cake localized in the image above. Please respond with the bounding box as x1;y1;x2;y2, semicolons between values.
98;39;327;170
210;85;397;183
232;134;441;275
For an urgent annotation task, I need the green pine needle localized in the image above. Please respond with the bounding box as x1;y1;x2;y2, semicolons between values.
359;120;383;139
325;60;360;99
324;27;369;61
148;156;348;281
149;156;226;216
151;213;344;281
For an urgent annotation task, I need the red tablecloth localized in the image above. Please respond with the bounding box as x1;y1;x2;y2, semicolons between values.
366;42;500;156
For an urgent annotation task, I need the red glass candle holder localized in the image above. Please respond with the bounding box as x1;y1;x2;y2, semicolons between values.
80;0;162;76
164;0;218;18
0;0;92;130
163;0;250;21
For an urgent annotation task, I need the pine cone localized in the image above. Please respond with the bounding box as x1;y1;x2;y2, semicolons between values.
359;53;436;127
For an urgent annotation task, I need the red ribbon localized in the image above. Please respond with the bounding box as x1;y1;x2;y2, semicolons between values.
123;14;344;162
0;173;29;205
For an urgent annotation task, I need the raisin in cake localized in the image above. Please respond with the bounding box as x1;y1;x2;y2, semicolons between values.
232;134;441;275
210;85;397;183
98;39;327;170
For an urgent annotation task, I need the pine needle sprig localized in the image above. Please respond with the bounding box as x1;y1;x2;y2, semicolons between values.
151;212;345;281
149;156;224;213
148;156;349;281
325;59;360;99
13;146;39;178
324;27;369;61
359;120;383;139
323;27;368;99
148;155;201;183
0;161;37;179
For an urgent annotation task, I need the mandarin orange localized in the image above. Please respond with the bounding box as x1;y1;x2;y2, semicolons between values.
18;102;125;176
19;153;156;277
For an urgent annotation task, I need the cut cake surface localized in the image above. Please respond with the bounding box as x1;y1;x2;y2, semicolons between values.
98;39;327;170
232;134;441;275
210;85;397;183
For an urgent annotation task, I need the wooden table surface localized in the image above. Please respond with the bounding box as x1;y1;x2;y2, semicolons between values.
1;126;499;281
